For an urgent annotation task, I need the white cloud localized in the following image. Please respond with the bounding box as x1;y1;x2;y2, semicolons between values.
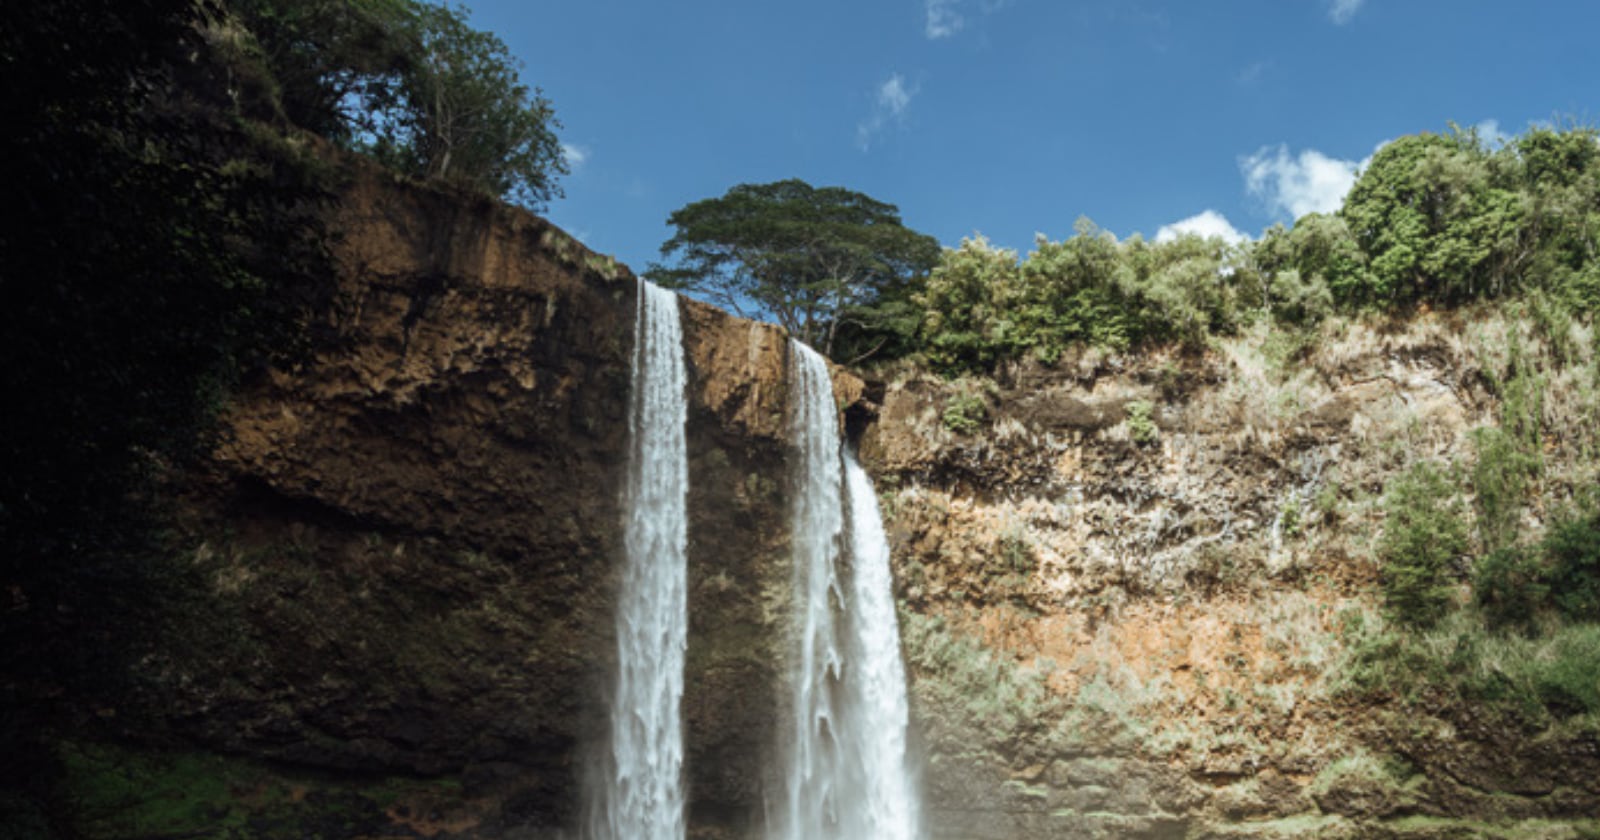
1474;119;1512;148
1327;0;1364;24
880;75;913;116
924;0;1010;40
856;73;917;151
561;143;590;172
1155;210;1249;245
1240;145;1362;220
925;0;964;39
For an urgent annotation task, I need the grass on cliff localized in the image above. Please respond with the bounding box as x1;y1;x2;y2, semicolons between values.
901;594;1357;765
54;741;467;840
901;610;1068;752
1337;607;1600;727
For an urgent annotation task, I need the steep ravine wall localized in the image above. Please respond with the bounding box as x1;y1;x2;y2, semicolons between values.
860;325;1600;839
122;160;1600;840
147;161;859;838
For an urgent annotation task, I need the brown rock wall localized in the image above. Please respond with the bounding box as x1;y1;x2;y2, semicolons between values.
155;159;864;838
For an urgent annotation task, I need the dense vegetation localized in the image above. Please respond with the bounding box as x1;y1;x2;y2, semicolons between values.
654;125;1598;374
229;0;567;208
0;0;567;833
905;124;1600;373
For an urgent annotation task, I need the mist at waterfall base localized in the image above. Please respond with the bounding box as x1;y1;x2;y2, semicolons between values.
588;279;689;840
774;341;922;840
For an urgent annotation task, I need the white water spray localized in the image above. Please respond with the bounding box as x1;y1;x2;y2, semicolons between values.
774;339;921;840
591;279;688;840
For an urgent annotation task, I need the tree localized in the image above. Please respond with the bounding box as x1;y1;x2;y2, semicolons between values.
1340;130;1526;307
1546;506;1600;622
365;2;567;208
1119;231;1243;348
918;236;1022;371
1378;461;1469;628
649;179;940;357
1513;125;1600;312
1015;220;1137;353
233;0;567;209
1250;214;1359;323
227;0;414;138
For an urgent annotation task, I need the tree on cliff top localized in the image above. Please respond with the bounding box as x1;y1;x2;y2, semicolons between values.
648;179;940;358
233;0;567;208
361;2;566;207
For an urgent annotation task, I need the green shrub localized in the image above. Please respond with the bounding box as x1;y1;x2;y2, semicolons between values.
1252;214;1360;320
1531;627;1600;717
1261;326;1318;380
1126;400;1158;445
1473;546;1547;632
1378;461;1469;629
1546;509;1600;621
1280;495;1302;538
917;220;1244;371
909;124;1600;373
1471;425;1537;551
1315;475;1343;522
942;392;988;434
1337;608;1600;724
1492;337;1546;462
1527;288;1582;363
918;236;1021;372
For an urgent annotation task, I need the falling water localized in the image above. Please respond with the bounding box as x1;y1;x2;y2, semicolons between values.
839;448;922;840
591;279;688;840
777;340;848;840
775;339;922;840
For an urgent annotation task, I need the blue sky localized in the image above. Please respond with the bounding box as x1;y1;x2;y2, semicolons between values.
463;0;1599;272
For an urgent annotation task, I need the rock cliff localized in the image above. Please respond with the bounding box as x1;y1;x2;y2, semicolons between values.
146;161;860;838
861;322;1600;839
106;160;1600;840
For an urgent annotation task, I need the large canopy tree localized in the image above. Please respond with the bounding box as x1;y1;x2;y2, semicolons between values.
363;2;566;207
648;179;940;357
234;0;567;209
1339;129;1527;306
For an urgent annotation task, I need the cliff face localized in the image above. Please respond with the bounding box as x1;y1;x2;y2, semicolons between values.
122;161;1600;840
150;162;859;838
862;321;1600;839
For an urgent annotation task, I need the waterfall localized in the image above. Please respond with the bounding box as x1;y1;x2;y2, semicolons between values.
778;340;848;840
839;448;922;840
775;339;921;840
590;279;688;840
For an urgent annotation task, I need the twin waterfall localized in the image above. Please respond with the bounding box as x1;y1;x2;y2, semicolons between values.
591;280;690;840
776;343;922;840
589;279;920;839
